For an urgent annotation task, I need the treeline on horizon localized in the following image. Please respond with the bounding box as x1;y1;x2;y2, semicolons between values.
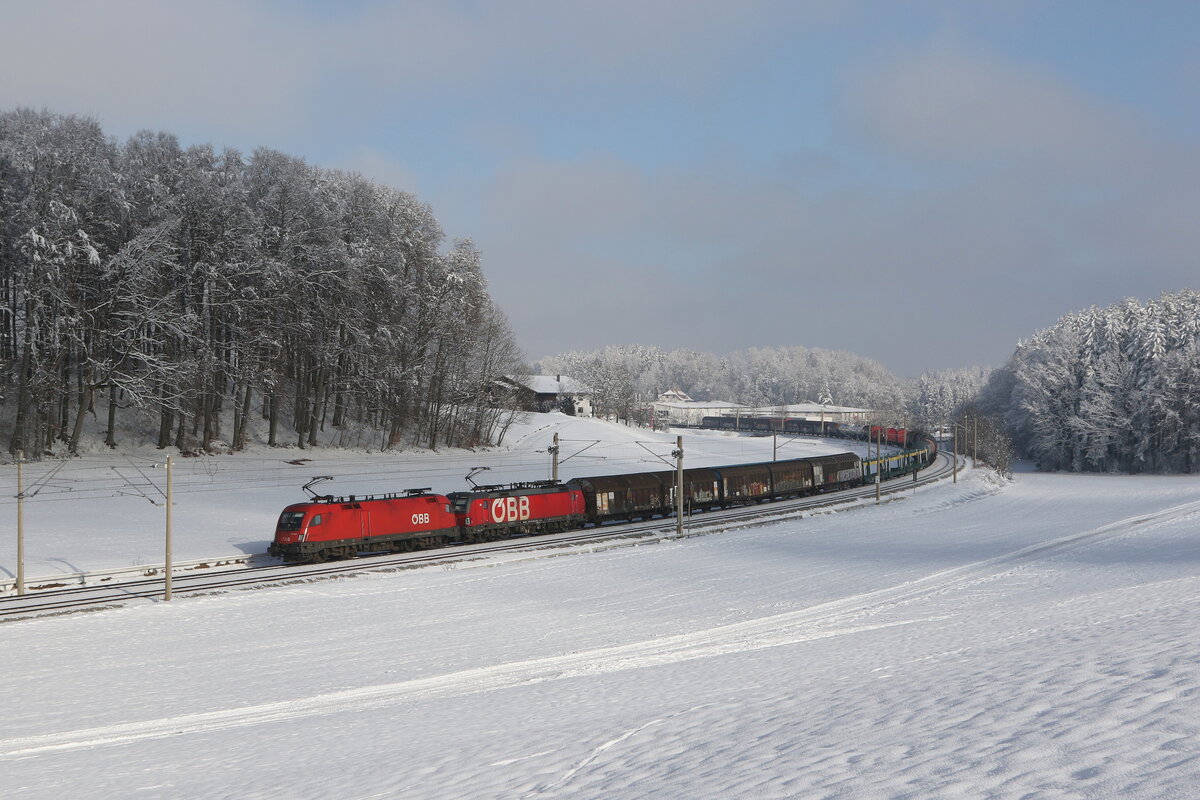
536;344;990;430
541;289;1200;475
0;108;523;458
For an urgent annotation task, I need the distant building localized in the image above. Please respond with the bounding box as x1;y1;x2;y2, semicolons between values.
717;403;872;426
493;375;593;417
651;392;872;429
656;388;694;404
652;390;749;427
768;403;871;424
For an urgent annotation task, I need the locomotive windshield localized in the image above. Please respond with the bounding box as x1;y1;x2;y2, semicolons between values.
278;511;305;532
447;493;471;514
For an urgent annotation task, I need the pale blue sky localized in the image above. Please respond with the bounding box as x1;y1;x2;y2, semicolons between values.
3;0;1197;375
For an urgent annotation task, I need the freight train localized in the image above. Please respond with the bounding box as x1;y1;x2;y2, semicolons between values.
269;432;937;563
699;417;915;447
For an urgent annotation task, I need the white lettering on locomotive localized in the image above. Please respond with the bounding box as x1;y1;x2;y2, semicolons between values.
490;495;531;523
411;512;431;526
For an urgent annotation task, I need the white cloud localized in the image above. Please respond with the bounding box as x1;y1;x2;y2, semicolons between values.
0;0;317;140
335;0;845;96
845;42;1150;169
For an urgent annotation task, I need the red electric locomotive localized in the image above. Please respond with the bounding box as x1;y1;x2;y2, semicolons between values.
269;489;458;562
449;482;585;543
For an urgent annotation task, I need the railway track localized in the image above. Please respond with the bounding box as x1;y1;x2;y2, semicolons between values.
0;452;961;622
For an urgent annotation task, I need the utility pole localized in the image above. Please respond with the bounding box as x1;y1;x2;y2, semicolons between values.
16;450;25;596
550;432;560;482
674;435;684;537
973;415;978;463
952;423;958;484
773;431;777;461
165;455;173;602
875;426;881;504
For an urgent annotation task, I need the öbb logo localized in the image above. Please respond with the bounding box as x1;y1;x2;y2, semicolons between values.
490;496;530;522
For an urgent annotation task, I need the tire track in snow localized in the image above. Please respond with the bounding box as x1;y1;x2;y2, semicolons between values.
0;616;931;759
790;496;1200;625
521;704;715;798
4;497;1196;759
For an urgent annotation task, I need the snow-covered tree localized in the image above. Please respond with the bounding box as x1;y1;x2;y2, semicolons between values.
982;291;1200;472
0;109;523;457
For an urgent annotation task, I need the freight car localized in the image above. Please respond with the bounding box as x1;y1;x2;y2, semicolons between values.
698;416;849;435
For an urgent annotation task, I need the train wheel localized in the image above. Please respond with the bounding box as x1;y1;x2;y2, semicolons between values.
310;549;329;564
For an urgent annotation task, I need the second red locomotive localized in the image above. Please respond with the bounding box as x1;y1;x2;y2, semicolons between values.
449;482;585;543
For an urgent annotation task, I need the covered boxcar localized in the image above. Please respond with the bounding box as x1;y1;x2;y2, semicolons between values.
782;418;827;436
269;491;458;562
652;467;723;514
569;472;668;524
809;453;862;490
715;462;774;504
768;458;817;496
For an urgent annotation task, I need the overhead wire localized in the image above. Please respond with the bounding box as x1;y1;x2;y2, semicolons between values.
0;443;689;505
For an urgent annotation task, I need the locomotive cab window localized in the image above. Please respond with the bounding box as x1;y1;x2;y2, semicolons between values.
310;514;323;526
278;511;305;532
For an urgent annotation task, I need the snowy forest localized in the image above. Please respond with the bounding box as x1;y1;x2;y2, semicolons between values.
5;110;1193;474
981;290;1200;473
0;109;524;459
536;345;991;429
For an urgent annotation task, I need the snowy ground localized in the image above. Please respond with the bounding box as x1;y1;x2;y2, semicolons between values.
3;414;1200;798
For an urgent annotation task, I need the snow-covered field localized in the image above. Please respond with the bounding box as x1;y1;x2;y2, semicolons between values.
3;413;1200;798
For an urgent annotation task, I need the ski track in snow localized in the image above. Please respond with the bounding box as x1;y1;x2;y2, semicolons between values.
6;491;1197;762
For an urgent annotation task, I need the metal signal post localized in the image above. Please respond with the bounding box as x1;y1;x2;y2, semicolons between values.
676;438;686;537
165;455;173;601
550;432;560;482
875;426;881;504
16;450;25;596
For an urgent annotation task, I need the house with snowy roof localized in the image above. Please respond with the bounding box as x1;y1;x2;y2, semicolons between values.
493;375;593;417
